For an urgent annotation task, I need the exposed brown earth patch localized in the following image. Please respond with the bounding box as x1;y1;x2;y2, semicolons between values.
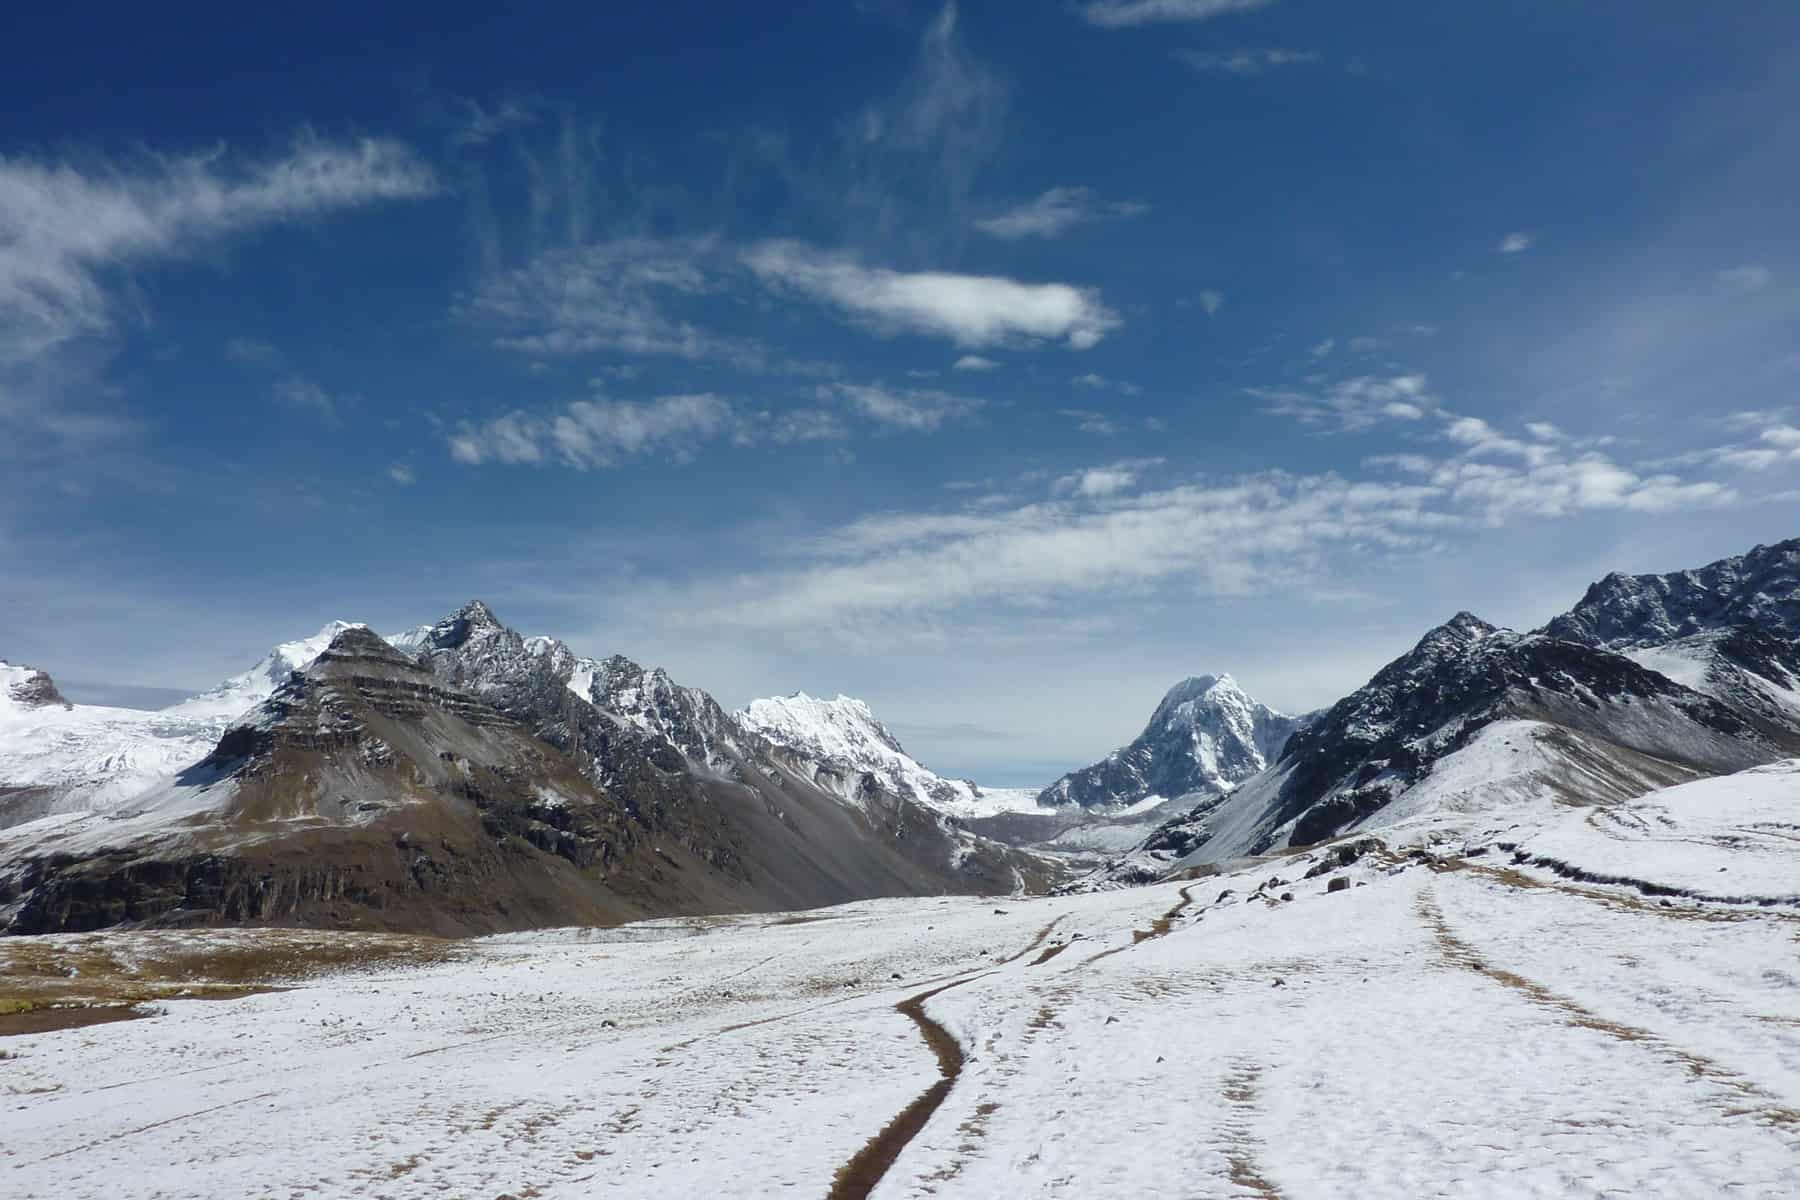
1221;1060;1283;1200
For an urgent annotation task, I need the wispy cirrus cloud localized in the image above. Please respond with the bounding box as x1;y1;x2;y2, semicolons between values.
1498;231;1534;254
0;134;437;366
449;393;735;469
448;378;983;468
1077;0;1272;28
457;236;760;363
1249;372;1437;431
742;239;1120;349
824;382;984;432
1174;48;1317;76
974;186;1146;240
271;376;350;428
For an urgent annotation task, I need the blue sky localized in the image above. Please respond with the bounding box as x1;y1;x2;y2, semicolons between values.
4;1;1798;784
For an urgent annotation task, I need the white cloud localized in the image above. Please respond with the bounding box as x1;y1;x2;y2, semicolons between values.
1251;373;1436;431
742;239;1120;349
1072;371;1142;395
1309;337;1335;358
1716;264;1772;293
1497;232;1534;254
1175;48;1318;76
449;393;734;469
272;376;347;427
1053;458;1162;497
974;186;1146;240
1763;425;1800;449
825;382;982;432
0;135;436;365
388;463;416;485
1059;408;1120;435
460;236;767;364
680;470;1453;635
1198;289;1225;316
1078;0;1273;28
953;354;1000;371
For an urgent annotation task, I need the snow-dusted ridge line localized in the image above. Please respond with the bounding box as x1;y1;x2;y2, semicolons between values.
736;690;1046;818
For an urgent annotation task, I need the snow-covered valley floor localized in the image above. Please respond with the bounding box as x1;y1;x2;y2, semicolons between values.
4;770;1800;1199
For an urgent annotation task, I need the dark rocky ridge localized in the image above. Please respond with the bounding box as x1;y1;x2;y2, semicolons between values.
1;609;1061;935
1543;538;1799;647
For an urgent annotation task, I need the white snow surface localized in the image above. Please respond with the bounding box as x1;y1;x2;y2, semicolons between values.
0;662;225;825
4;760;1797;1198
737;691;1047;818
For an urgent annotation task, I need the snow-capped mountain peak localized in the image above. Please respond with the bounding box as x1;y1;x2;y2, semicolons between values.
736;691;1042;818
1040;671;1303;812
161;621;367;721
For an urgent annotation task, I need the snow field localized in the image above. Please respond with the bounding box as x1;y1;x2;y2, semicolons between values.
3;766;1798;1199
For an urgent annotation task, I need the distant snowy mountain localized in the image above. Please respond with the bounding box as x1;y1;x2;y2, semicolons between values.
2;622;431;826
1038;673;1304;812
163;621;367;720
736;692;1043;818
1080;589;1799;888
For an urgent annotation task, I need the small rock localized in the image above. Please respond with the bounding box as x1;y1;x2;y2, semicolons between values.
1104;1016;1119;1025
1280;892;1293;902
1327;876;1351;894
891;972;901;980
1271;978;1285;988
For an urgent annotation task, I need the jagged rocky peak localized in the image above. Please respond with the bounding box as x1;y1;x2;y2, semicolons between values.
1545;538;1800;648
1038;670;1301;811
421;599;507;649
1;662;71;710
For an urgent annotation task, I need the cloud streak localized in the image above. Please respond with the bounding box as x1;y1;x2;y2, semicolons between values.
742;239;1120;349
974;186;1146;240
1174;48;1317;76
1077;0;1273;28
0;135;437;365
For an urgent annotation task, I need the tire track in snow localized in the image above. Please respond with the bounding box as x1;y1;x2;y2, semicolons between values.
825;972;994;1200
1417;888;1800;1134
1080;884;1198;967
